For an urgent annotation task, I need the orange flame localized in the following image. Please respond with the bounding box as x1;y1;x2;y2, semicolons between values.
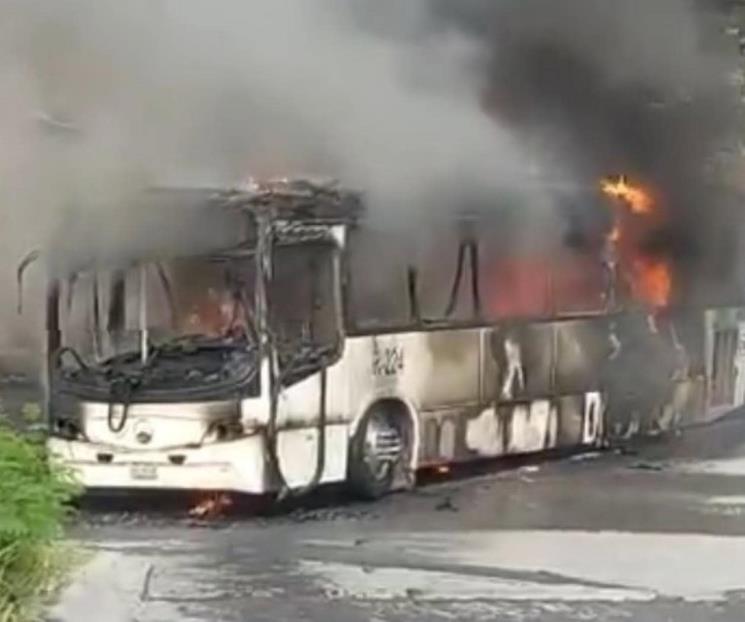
600;175;671;310
189;493;233;519
601;175;653;215
633;258;672;309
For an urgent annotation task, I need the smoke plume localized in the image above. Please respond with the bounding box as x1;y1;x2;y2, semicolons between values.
0;0;739;363
424;0;743;303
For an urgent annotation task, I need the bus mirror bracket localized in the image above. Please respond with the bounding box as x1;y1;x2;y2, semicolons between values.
16;249;41;314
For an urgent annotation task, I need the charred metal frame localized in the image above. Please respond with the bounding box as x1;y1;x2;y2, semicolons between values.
59;181;358;497
44;280;61;425
255;216;345;499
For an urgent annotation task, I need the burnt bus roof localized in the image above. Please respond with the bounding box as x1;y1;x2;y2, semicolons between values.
48;177;615;275
45;179;365;274
152;179;608;225
149;178;365;224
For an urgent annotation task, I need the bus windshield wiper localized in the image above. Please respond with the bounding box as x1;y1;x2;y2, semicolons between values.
155;333;251;355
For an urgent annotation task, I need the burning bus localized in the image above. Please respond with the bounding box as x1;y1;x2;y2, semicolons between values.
34;177;745;499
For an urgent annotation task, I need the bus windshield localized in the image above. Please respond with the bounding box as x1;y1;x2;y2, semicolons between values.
61;256;255;366
55;243;340;398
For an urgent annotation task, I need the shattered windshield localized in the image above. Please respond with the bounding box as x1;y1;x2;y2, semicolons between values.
55;256;258;399
55;244;340;397
61;256;255;364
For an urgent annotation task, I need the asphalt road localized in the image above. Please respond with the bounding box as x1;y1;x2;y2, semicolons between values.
47;412;745;622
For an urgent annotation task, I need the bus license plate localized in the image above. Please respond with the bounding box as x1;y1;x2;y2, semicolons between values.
130;463;158;481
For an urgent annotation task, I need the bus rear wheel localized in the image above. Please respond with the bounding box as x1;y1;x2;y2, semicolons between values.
347;407;404;500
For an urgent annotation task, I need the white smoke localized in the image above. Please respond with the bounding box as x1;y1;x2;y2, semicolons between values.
0;0;558;360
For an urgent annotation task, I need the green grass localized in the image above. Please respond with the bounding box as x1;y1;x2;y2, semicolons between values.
0;423;80;621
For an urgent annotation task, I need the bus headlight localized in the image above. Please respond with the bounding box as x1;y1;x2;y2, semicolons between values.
53;417;83;441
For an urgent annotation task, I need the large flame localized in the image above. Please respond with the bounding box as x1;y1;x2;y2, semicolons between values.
601;175;672;310
601;175;653;215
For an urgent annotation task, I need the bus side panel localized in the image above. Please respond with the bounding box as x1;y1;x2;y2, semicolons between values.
417;392;604;466
340;309;745;471
417;319;608;465
343;329;481;423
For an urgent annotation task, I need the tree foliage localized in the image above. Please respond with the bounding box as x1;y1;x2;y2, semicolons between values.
0;425;79;621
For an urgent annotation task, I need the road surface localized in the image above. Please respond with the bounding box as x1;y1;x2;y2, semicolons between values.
48;412;745;622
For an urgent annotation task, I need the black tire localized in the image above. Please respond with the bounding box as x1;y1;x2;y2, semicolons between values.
346;409;397;500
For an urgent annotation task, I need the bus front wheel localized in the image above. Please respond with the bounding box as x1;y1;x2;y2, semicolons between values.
347;406;404;500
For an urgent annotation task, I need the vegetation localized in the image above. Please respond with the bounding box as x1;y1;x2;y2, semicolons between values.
0;419;79;622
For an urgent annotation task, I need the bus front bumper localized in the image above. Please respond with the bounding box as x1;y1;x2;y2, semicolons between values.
48;435;270;494
47;425;349;495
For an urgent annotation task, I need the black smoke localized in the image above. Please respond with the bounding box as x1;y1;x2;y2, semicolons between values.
421;0;744;306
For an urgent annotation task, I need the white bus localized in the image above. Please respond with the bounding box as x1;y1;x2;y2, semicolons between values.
42;179;745;499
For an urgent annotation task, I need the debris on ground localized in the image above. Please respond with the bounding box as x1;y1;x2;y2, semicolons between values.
569;451;604;463
615;446;640;456
628;461;665;472
435;497;459;512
